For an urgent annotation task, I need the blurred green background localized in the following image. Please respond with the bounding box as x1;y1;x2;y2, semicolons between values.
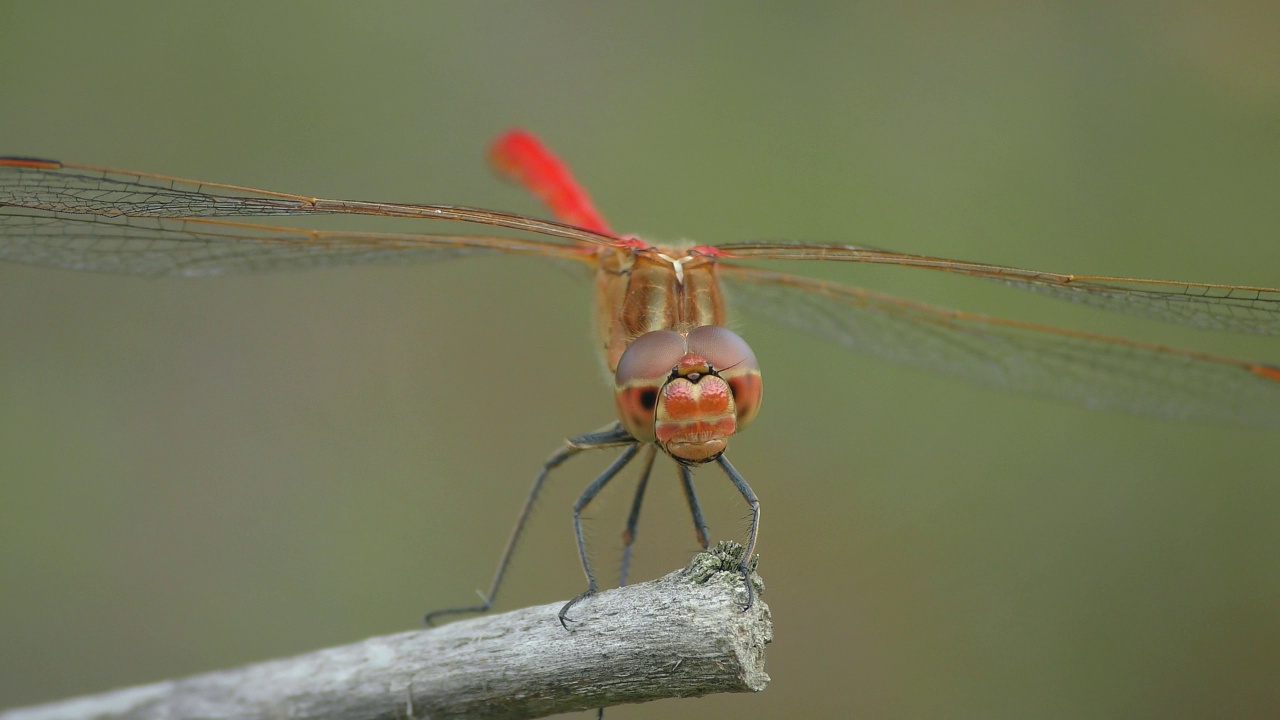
3;2;1279;718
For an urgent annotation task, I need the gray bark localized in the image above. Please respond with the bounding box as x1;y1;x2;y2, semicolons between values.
2;542;770;720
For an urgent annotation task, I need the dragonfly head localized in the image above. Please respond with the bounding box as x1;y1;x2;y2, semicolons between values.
613;326;762;464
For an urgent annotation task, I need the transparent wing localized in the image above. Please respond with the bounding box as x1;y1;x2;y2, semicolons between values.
0;211;591;276
0;157;621;246
0;157;614;275
713;243;1280;337
722;264;1280;428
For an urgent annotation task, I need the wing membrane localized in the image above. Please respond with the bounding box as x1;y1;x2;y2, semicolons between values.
722;264;1280;428
0;211;590;276
0;159;621;247
714;243;1280;337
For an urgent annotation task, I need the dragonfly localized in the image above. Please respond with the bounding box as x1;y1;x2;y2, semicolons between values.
3;131;1280;627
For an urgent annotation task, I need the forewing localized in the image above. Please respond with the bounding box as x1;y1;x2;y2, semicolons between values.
723;264;1280;428
0;159;621;247
714;243;1280;337
0;211;589;276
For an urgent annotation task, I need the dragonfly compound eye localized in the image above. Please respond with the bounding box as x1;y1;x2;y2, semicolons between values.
614;327;763;463
686;325;763;432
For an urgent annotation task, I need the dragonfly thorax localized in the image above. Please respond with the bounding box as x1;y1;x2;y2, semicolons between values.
613;326;763;463
594;242;729;372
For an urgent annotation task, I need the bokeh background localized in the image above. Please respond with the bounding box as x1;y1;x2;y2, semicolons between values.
3;3;1280;718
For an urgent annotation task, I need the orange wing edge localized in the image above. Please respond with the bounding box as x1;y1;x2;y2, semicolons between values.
1249;364;1280;383
0;157;63;169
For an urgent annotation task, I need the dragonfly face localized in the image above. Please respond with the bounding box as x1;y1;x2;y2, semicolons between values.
614;325;762;463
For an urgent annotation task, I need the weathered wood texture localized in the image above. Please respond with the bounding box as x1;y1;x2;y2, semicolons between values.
3;543;770;720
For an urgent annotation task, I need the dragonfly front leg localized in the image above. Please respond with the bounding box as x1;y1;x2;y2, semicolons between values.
424;423;636;627
618;455;712;589
679;462;712;552
618;445;658;588
715;454;761;611
559;444;642;628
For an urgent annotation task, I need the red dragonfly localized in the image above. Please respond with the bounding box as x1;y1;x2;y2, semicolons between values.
3;131;1279;625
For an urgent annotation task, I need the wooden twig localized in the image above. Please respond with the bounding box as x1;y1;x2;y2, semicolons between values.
2;542;771;720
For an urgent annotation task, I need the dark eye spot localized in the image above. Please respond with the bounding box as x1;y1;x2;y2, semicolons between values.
640;389;658;410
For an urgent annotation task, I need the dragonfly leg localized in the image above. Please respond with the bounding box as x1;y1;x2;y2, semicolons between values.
715;455;760;611
424;423;635;626
559;444;642;629
678;462;712;551
618;445;658;588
